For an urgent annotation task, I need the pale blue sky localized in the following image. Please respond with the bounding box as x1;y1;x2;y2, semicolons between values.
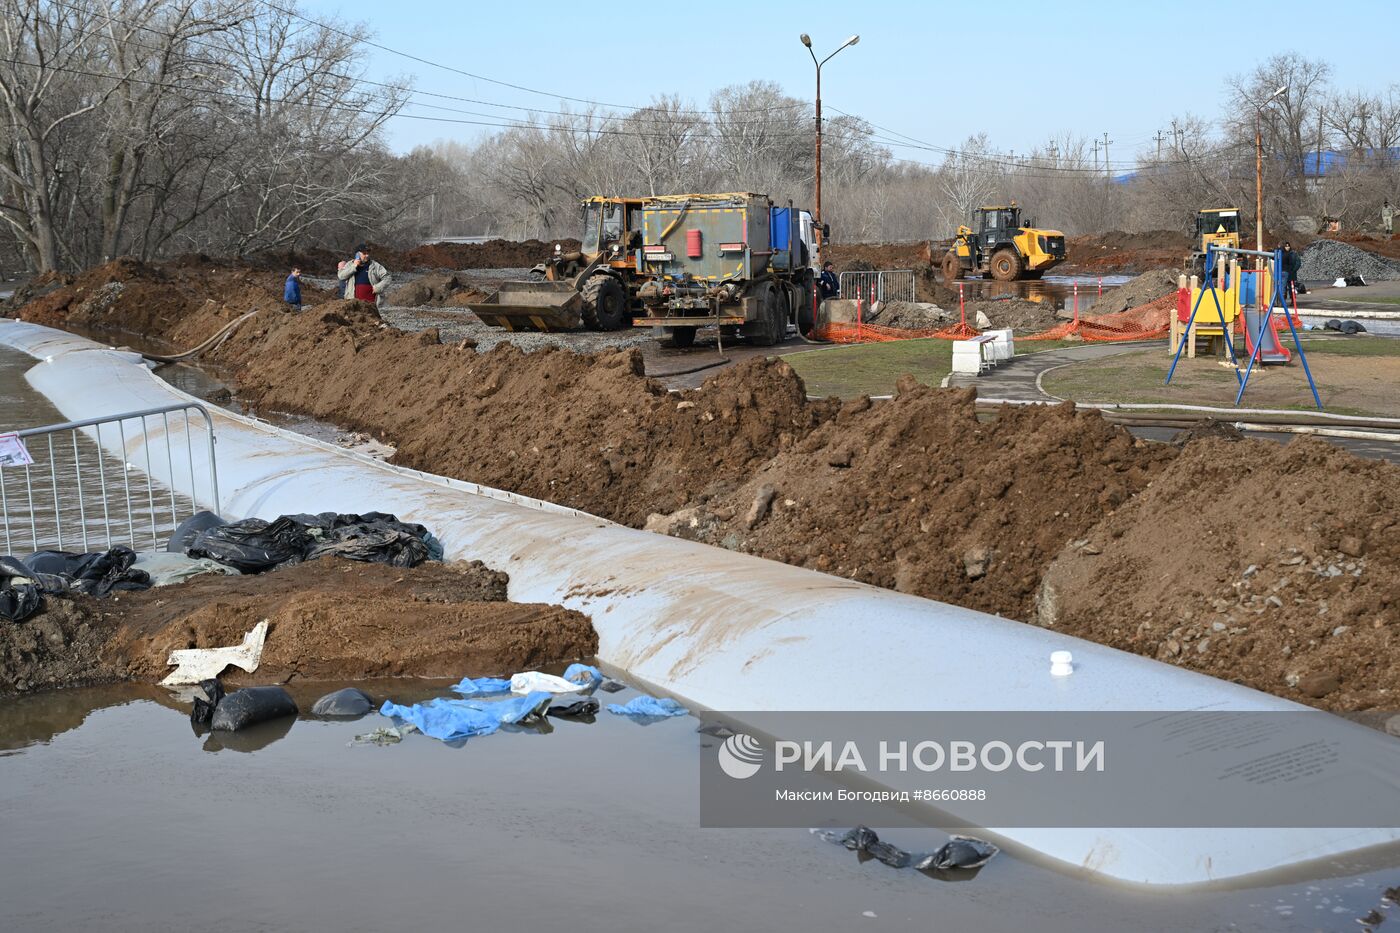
301;0;1397;165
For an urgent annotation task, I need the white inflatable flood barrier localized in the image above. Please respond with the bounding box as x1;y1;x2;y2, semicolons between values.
2;319;1396;886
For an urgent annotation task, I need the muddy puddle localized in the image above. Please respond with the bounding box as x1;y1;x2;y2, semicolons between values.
948;273;1131;313
5;680;1400;931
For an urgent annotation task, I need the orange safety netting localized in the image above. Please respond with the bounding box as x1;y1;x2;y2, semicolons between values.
811;290;1182;345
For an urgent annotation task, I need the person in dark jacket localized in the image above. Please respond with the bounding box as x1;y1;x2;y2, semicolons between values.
1280;242;1304;297
818;261;840;300
283;267;302;312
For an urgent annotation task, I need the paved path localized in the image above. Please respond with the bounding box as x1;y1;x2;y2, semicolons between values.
944;341;1155;400
946;341;1400;464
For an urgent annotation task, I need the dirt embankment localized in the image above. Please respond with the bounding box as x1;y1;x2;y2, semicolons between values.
1038;437;1400;710
648;384;1172;620
1061;231;1192;275
247;239;579;274
5;257;330;342
0;559;597;696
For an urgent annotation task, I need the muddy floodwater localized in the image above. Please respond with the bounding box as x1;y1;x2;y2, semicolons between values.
946;273;1131;313
4;681;1400;932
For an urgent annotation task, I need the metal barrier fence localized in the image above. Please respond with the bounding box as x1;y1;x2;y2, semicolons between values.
1;403;219;554
838;270;916;306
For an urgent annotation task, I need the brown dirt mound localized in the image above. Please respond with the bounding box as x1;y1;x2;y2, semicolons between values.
1087;268;1181;316
658;384;1173;620
206;303;836;526
1062;231;1191;274
0;558;596;696
10;257;336;344
825;242;941;301
387;272;489;308
1037;437;1400;711
396;239;579;270
965;297;1062;333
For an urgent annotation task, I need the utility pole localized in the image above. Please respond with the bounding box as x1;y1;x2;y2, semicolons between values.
1102;131;1113;180
1254;85;1289;256
1047;140;1058;167
1154;129;1167;161
1171;119;1181;152
1091;138;1100;174
800;33;859;255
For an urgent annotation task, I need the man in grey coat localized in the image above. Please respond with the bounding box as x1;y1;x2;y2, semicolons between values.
338;243;391;305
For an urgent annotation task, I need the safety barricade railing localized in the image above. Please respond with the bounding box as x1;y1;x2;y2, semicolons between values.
0;403;219;554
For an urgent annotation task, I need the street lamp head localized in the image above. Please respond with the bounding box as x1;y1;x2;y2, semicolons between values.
800;33;812;47
844;35;860;48
1268;84;1289;103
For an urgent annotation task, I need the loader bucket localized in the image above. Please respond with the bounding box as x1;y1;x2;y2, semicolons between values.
466;280;585;332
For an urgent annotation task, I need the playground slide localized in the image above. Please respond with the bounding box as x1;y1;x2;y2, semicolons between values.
1241;305;1291;364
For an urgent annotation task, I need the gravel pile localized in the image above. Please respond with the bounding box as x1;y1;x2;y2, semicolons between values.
1298;240;1400;282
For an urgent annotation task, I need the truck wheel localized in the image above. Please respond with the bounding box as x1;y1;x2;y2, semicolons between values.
796;272;816;334
581;275;629;330
942;251;964;282
663;326;697;349
989;248;1023;281
743;283;782;347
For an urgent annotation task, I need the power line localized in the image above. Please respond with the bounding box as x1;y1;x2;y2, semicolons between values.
37;0;814;129
249;0;799;117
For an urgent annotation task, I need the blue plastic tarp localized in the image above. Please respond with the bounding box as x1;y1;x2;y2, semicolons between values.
380;691;552;741
607;695;688;720
563;663;602;686
451;675;512;697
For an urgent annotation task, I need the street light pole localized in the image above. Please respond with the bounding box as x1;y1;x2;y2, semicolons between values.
800;33;859;253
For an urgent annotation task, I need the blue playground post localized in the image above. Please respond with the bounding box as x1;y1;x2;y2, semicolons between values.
1234;249;1322;409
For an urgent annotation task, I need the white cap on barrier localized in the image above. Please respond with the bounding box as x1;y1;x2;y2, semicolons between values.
1050;650;1074;677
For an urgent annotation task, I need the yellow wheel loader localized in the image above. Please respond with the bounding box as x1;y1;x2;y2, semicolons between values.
1186;207;1241;278
469;197;647;331
940;203;1066;282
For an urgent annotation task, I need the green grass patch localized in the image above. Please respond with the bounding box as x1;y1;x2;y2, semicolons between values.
785;338;1085;398
787;339;951;398
1296;336;1400;357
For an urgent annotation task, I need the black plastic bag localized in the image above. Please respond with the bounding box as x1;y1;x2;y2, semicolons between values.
915;836;999;871
24;546;150;597
840;826;879;851
210;685;299;731
0;556;45;622
188;512;438;573
310;687;374;717
167;511;227;553
867;840;912;869
190;678;226;725
187;516;316;573
547;698;600;719
297;511;438;566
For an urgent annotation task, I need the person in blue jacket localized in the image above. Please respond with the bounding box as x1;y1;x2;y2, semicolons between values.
283;267;302;312
818;261;840;300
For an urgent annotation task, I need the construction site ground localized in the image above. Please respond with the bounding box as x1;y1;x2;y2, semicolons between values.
5;252;1400;713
